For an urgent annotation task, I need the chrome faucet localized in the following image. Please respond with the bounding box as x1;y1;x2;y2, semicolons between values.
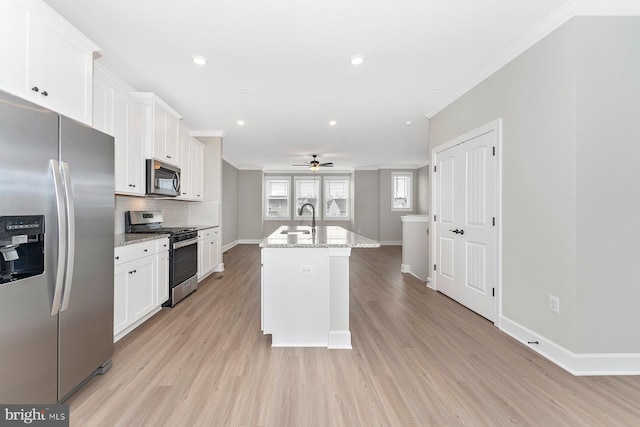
298;203;316;230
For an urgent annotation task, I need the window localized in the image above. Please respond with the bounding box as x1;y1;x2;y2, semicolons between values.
294;177;320;218
264;177;291;219
323;176;350;220
392;172;412;210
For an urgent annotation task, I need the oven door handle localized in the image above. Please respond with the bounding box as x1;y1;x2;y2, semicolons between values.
173;237;198;250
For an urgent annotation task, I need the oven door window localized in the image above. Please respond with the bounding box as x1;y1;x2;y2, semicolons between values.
173;243;197;286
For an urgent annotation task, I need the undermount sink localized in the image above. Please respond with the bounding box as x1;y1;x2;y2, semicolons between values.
281;229;311;235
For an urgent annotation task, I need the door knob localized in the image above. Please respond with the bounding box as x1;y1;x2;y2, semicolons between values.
449;229;465;235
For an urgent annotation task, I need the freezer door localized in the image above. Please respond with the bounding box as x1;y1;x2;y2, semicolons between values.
0;92;59;403
57;116;115;400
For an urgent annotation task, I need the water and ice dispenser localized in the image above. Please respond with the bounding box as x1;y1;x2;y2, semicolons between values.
0;216;45;285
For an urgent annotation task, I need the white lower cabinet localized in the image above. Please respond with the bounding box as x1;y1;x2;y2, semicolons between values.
197;227;221;281
113;237;169;342
156;244;170;305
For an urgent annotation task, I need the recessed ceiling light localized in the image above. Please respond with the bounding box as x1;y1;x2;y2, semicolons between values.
237;120;245;126
405;120;413;126
329;120;337;126
350;55;365;65
192;56;207;66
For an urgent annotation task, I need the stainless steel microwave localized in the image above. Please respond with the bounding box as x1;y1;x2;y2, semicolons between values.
146;159;180;197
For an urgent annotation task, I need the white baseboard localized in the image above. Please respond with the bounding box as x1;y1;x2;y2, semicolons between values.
426;276;434;289
222;240;239;252
500;316;640;376
214;263;224;272
380;240;402;246
328;330;352;349
222;239;262;252
238;239;262;245
400;264;427;282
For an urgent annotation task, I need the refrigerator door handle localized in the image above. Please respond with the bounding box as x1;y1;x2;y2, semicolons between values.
50;160;66;316
60;161;76;312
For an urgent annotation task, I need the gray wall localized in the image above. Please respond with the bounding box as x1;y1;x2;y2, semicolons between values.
226;168;423;243
378;169;418;244
353;170;380;240
428;16;640;354
222;160;239;247
238;170;264;240
416;164;430;215
574;17;640;353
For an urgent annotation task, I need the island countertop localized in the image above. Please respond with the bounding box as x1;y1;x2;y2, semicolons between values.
259;226;380;249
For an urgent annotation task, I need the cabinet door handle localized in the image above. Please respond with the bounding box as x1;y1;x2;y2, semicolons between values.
166;155;172;159
115;256;120;260
143;249;148;252
32;86;39;93
129;269;137;274
41;91;48;97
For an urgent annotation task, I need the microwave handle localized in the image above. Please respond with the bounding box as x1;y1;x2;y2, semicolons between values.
173;171;180;193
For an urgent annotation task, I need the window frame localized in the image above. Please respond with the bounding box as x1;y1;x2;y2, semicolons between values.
391;171;413;211
322;176;351;220
294;176;321;219
264;176;291;220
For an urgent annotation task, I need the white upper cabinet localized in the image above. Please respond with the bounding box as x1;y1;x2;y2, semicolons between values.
93;65;145;196
177;129;205;201
0;0;98;125
92;67;114;135
0;0;30;97
132;93;182;167
113;90;145;195
191;139;204;201
178;130;192;200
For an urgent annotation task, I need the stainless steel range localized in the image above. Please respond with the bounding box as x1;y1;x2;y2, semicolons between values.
125;211;198;307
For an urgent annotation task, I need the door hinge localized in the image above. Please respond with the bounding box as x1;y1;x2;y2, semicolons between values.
434;165;437;173
492;288;495;297
492;146;496;156
434;264;437;271
492;217;495;226
433;215;437;222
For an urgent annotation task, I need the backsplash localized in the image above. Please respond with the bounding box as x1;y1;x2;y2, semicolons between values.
114;196;219;233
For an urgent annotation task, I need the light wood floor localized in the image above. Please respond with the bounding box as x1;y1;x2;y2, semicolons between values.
67;245;640;426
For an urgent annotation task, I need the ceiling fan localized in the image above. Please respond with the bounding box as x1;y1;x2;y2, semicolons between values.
292;154;334;171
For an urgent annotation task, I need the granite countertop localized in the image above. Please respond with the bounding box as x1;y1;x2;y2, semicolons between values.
259;226;380;249
114;233;170;248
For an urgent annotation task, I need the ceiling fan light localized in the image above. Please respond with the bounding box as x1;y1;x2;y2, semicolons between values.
309;165;319;172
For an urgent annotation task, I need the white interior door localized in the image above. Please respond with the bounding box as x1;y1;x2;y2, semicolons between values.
434;126;498;321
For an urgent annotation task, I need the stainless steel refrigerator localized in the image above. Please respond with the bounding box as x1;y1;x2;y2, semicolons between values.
0;90;114;403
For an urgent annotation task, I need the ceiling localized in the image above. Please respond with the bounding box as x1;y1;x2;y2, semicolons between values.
43;0;595;171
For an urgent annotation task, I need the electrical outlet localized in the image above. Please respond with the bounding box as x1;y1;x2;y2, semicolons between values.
300;265;313;275
549;295;560;314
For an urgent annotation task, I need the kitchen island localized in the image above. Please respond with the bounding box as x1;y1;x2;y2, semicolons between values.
259;226;379;348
